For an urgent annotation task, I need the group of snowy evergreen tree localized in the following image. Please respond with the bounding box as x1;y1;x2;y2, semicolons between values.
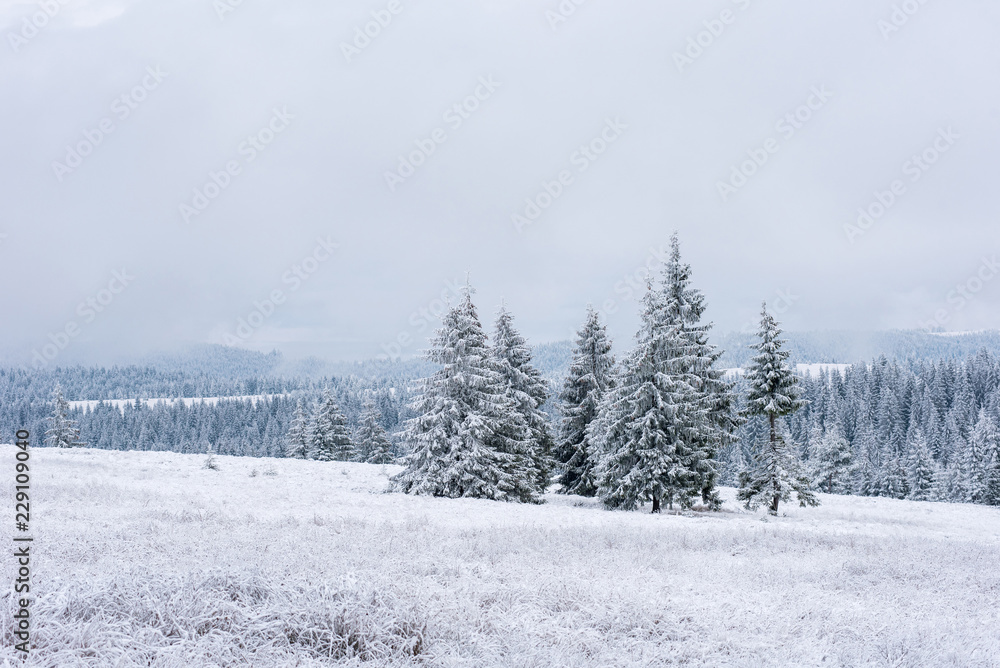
36;234;1000;512
556;235;741;512
285;391;395;464
551;236;816;514
390;286;553;501
392;234;832;515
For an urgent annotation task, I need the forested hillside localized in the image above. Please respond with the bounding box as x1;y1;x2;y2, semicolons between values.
0;362;422;458
6;333;1000;507
725;350;1000;505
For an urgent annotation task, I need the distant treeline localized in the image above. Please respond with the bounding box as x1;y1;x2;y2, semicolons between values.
0;365;420;456
713;329;1000;369
6;336;1000;506
723;350;1000;504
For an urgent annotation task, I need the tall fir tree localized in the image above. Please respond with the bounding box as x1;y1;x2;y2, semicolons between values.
356;397;395;464
556;306;615;496
391;283;539;502
310;389;355;461
45;384;85;448
593;282;708;512
491;304;553;491
737;303;818;515
286;399;311;459
657;233;739;507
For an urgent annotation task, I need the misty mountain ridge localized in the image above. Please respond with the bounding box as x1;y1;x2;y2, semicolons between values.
78;328;1000;384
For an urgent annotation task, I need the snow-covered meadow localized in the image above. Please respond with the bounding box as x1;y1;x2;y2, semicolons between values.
3;445;999;667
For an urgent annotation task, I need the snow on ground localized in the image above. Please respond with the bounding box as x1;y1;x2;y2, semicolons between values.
67;394;284;413
2;446;999;667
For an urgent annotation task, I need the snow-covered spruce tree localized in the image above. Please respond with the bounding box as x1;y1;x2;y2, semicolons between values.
737;303;818;515
880;448;910;500
45;384;85;448
962;409;1000;503
905;429;936;501
309;389;355;462
492;304;554;492
723;443;749;487
593;284;709;513
555;306;615;496
657;233;739;507
931;462;962;503
285;399;311;459
810;428;853;494
356;397;395;464
391;283;539;502
853;421;882;497
971;403;1000;506
982;439;1000;507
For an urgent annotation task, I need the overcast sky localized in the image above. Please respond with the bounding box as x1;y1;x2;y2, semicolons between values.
2;0;998;365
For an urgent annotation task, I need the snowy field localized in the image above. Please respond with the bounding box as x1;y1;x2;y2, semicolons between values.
2;446;999;667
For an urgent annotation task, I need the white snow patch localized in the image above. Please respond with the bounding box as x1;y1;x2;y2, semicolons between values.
68;394;285;413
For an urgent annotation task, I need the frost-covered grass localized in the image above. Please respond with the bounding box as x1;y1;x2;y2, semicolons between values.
2;446;999;667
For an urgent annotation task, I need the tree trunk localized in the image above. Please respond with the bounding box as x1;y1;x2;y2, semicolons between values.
651;495;660;513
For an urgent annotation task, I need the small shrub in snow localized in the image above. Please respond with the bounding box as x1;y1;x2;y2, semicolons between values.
204;446;220;471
